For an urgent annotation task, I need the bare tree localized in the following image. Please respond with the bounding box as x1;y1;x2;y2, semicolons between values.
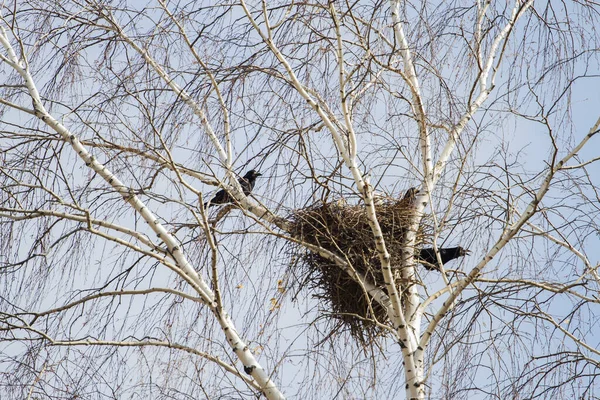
1;1;600;399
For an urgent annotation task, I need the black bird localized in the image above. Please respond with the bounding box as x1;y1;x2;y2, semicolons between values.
203;169;262;208
418;246;470;271
402;187;419;204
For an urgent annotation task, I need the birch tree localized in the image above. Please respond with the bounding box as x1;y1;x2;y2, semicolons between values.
1;1;600;399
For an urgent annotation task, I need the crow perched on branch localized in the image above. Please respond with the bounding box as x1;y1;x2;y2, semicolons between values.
203;169;262;208
418;247;470;271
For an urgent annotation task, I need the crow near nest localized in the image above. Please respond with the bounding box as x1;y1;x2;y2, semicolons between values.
203;169;262;208
418;246;470;271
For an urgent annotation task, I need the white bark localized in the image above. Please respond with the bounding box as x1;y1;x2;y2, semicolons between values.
0;24;285;400
240;0;414;355
2;1;599;398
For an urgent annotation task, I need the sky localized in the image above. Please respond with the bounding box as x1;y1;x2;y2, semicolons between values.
2;1;600;399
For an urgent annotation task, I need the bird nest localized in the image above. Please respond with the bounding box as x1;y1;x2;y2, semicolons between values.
288;195;429;345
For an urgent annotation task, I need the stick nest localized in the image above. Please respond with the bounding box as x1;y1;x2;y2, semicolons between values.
288;195;429;345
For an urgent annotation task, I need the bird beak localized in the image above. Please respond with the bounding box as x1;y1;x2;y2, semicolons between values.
464;249;471;255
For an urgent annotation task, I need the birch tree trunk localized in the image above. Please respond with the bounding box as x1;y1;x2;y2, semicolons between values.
1;1;600;399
